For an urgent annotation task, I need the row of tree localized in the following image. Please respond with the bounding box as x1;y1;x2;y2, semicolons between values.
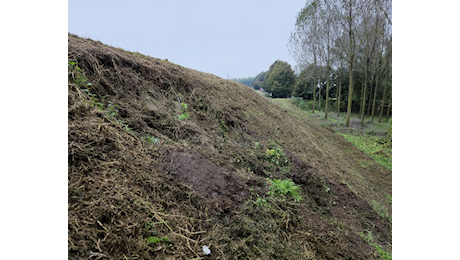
237;0;391;125
251;55;391;124
246;0;392;126
287;0;392;126
230;77;255;87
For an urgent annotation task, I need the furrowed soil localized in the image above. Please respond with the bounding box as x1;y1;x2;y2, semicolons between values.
68;34;391;259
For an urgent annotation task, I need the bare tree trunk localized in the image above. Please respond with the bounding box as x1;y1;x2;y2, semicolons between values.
345;0;355;127
386;91;392;121
379;72;389;122
324;16;332;119
312;82;317;113
312;54;317;113
337;71;342;118
325;67;330;118
346;62;354;127
367;63;375;117
360;60;368;125
359;81;364;116
318;83;322;111
371;71;379;121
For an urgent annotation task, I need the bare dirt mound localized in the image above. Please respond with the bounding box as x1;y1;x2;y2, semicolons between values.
68;33;391;259
161;148;250;208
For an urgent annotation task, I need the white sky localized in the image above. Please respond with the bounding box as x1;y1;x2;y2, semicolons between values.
68;0;306;79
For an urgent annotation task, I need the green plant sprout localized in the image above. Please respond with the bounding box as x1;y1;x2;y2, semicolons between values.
177;102;189;120
267;178;302;202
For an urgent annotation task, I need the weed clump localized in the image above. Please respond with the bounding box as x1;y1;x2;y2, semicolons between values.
267;178;302;202
257;140;289;167
264;147;288;166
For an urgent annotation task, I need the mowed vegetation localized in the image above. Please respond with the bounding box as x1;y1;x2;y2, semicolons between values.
68;34;391;259
340;131;391;170
289;98;392;171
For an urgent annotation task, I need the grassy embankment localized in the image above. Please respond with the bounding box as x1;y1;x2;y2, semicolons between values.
277;98;392;171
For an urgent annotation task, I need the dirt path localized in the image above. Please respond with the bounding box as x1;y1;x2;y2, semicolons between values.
269;98;329;123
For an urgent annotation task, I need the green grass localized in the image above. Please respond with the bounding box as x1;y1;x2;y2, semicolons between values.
286;99;393;171
339;133;392;170
369;200;391;222
274;99;392;170
385;194;392;205
358;231;392;260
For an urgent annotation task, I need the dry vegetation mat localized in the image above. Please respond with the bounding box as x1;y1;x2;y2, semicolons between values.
68;34;391;259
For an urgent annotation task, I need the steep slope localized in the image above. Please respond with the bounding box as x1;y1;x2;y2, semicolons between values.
68;34;391;259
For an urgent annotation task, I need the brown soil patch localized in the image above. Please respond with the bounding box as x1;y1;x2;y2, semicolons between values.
160;148;250;210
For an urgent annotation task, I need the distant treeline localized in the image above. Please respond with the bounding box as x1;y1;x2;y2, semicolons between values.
237;56;391;124
229;77;255;88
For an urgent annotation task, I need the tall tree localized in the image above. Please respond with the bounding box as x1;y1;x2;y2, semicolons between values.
336;67;342;117
332;0;363;127
252;71;266;90
263;60;296;98
294;65;316;99
357;4;381;125
316;0;335;118
379;35;392;122
288;0;322;113
331;42;346;118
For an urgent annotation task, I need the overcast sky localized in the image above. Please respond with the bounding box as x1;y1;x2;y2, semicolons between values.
68;0;306;79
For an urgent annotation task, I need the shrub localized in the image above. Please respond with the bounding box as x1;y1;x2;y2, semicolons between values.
333;100;347;112
292;99;314;111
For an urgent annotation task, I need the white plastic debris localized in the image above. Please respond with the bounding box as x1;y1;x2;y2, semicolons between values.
202;245;211;255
